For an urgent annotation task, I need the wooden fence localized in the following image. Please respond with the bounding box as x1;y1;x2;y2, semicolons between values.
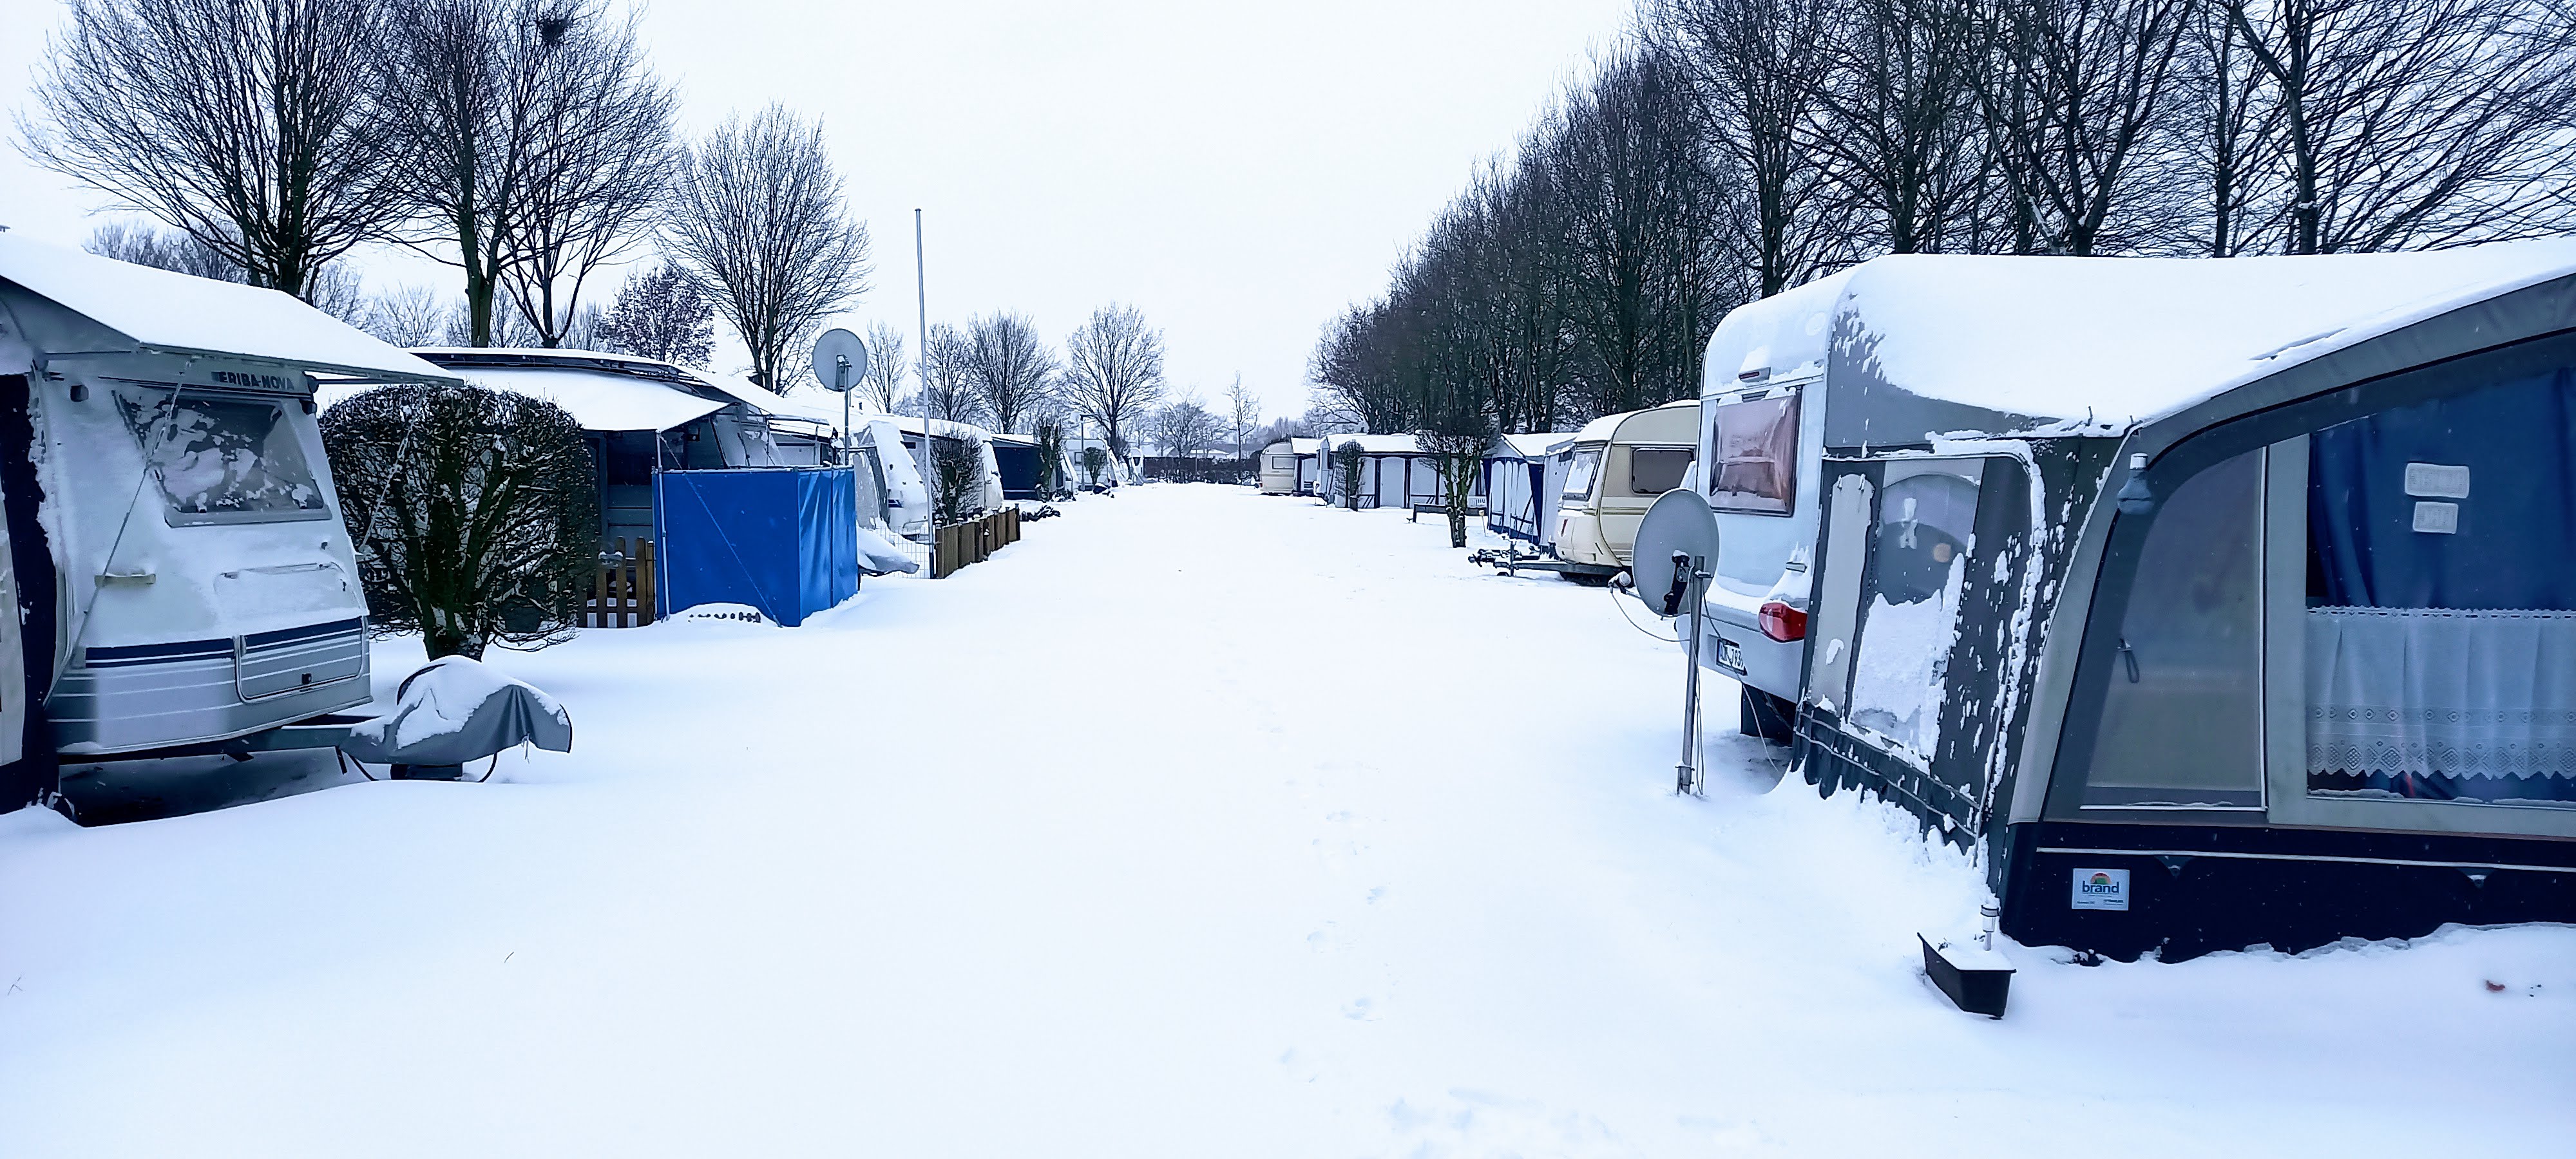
587;537;656;627
932;506;1022;578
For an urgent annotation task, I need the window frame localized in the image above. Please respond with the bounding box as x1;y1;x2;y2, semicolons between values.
1626;446;1695;497
1706;388;1802;516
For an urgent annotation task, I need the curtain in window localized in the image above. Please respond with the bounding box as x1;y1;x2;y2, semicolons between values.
2309;366;2576;610
2307;607;2576;803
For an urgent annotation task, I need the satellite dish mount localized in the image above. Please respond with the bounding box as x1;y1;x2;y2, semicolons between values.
811;328;871;538
1630;489;1722;796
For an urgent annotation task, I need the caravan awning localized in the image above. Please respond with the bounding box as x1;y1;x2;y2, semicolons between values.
451;366;727;432
0;232;455;384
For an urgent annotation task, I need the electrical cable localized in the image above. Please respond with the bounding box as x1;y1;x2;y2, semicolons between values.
1606;576;1680;643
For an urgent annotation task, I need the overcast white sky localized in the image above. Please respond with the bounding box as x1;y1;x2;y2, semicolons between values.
0;0;1634;419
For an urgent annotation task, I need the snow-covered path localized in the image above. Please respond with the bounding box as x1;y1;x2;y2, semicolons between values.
2;485;2569;1156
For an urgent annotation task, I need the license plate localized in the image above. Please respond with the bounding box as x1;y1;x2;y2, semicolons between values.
1715;639;1745;673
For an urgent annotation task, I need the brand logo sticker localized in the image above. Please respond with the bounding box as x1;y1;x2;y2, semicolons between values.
2070;867;2130;911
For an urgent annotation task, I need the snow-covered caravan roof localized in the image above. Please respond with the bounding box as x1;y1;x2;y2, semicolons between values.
1572;399;1698;445
1770;242;2576;441
1699;267;1856;396
1322;433;1422;455
1288;437;1321;455
0;232;455;384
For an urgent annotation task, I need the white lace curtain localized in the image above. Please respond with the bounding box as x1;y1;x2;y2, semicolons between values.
2307;607;2576;788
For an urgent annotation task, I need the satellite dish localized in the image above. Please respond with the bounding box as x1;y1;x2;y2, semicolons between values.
1630;489;1721;617
811;328;868;393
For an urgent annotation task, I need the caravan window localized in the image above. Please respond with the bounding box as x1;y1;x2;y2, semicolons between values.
2303;363;2576;807
1627;448;1693;496
1562;448;1603;500
1845;461;1982;762
115;388;330;524
2077;449;2267;808
1709;393;1799;514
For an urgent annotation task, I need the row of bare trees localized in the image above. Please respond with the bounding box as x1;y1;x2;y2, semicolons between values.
17;0;873;390
1319;0;2576;448
904;303;1180;458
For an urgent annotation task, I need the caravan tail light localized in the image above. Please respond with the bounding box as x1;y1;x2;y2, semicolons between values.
1759;600;1808;643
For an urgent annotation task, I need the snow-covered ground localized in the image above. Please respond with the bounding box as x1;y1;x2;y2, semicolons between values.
2;484;2568;1156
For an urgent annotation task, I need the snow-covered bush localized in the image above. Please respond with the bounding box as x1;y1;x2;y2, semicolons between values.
321;384;598;660
931;432;987;525
1334;442;1365;509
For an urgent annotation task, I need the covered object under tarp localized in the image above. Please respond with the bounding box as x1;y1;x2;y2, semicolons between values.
1746;241;2576;962
653;468;858;627
1482;432;1578;547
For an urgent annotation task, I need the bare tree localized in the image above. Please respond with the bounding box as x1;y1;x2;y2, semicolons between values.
385;0;553;345
1804;0;1992;256
361;285;454;348
307;265;372;327
595;261;713;364
1656;0;1842;296
2225;0;2576;254
1978;0;2200;255
443;296;542;347
1224;374;1261;454
1543;45;1733;417
1149;396;1223;457
495;1;677;346
2181;1;2290;255
1059;304;1167;458
964;311;1058;433
19;0;409;299
860;321;910;413
83;221;243;281
1310;302;1415;433
920;323;986;424
664;103;872;389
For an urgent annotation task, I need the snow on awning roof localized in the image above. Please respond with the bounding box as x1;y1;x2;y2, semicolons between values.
1494;432;1579;458
1329;434;1422;454
1823;241;2576;431
450;365;726;431
0;232;454;384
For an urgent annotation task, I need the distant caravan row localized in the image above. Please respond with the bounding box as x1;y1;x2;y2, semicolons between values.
1684;241;2576;961
1257;400;1702;583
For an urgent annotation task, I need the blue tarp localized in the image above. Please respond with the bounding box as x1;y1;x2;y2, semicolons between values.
653;467;859;626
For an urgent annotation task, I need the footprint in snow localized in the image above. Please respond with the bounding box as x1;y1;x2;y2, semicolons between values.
1342;997;1377;1021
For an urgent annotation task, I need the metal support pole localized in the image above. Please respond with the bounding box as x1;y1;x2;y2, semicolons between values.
1677;554;1708;796
839;362;855;535
915;208;930;543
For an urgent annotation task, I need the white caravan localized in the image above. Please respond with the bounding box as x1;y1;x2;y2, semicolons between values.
1690;270;1848;739
0;234;454;771
1551;400;1699;578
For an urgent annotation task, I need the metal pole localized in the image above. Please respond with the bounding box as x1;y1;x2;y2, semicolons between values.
839;359;855;542
915;208;930;548
1677;554;1707;796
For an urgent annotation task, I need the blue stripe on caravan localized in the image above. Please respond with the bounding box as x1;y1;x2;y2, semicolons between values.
243;617;366;650
81;638;233;668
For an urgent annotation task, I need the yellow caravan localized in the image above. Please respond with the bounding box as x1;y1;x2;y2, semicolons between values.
1552;399;1698;578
